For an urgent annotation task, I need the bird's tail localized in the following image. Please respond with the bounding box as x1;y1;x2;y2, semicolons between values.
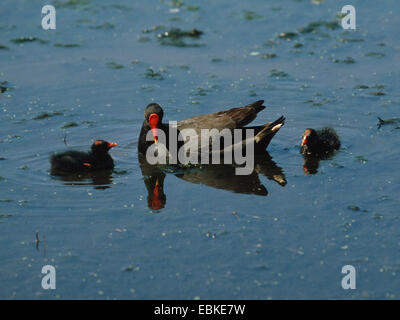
254;116;285;149
248;100;266;113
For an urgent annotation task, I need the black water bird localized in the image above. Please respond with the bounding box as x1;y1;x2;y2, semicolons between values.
300;127;340;156
138;100;285;158
50;140;117;173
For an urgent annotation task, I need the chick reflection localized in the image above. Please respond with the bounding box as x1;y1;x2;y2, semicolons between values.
302;156;321;175
139;152;286;210
51;170;114;189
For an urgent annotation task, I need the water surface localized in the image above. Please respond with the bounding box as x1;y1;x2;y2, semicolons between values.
0;0;399;299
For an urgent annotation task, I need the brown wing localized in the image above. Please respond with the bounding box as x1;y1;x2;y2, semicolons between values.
177;100;266;133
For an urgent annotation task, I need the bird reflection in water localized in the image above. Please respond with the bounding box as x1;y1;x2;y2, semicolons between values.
139;152;286;210
50;170;114;190
302;156;321;175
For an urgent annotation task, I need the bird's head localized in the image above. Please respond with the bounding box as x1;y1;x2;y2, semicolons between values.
301;128;318;148
144;103;164;144
91;140;118;154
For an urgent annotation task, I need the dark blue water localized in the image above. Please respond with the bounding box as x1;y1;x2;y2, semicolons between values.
1;0;399;299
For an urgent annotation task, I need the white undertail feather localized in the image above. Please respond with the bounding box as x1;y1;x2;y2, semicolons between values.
271;123;283;132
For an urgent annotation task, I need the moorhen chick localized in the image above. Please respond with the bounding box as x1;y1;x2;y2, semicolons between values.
50;139;118;173
138;100;285;157
300;127;340;156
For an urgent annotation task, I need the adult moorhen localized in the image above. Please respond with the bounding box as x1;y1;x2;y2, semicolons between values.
300;127;340;156
50;139;118;173
138;100;285;158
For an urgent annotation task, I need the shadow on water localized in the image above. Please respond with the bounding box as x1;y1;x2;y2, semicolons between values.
301;151;338;175
50;169;114;189
302;156;321;175
139;152;286;210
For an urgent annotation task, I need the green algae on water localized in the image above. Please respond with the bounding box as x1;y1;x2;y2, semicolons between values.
62;122;79;129
53;0;91;9
10;37;49;44
89;22;115;30
185;5;199;11
0;81;11;93
157;28;203;39
54;43;81;48
270;69;288;78
365;52;385;58
368;91;385;96
157;28;204;47
377;117;400;128
278;32;297;40
354;85;369;89
144;68;164;80
261;53;277;59
330;56;355;64
106;62;124;69
243;10;264;21
33;111;63;120
298;20;339;34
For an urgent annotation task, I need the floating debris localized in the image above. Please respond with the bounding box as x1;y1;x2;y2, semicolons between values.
339;38;364;43
10;37;49;44
185;5;199;11
54;43;81;48
109;4;132;11
373;213;384;220
264;40;277;47
368;91;386;96
0;81;11;93
347;205;368;213
89;22;115;30
278;32;298;40
298;20;339;34
142;25;164;34
53;0;91;9
365;52;385;58
169;0;184;7
270;69;288;78
354;84;369;89
377;117;400;129
106;62;124;69
33;111;63;120
157;28;203;39
330;56;355;64
243;10;264;21
144;68;164;80
156;28;204;47
0;45;9;50
355;155;368;164
261;53;277;59
61;122;79;129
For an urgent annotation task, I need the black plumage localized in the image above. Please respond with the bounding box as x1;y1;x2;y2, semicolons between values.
50;140;117;173
300;127;340;156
